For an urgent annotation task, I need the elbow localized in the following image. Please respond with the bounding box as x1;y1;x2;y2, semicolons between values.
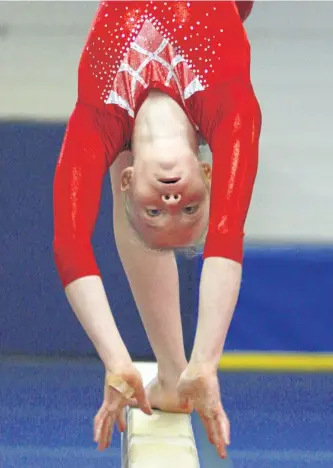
53;237;100;288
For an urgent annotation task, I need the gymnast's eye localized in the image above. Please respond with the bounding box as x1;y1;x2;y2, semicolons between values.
183;205;199;215
146;208;162;217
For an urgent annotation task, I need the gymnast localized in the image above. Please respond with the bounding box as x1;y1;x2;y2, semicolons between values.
53;0;261;459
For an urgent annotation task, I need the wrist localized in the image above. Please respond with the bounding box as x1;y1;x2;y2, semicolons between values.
189;351;221;374
100;346;132;374
184;360;218;379
190;341;224;373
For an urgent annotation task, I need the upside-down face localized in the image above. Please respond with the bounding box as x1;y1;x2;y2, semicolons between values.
121;154;211;249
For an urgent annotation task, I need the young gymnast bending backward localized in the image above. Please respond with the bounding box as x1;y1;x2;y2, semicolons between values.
53;1;261;459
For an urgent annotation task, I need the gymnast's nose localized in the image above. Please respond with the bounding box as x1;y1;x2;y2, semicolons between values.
161;193;182;205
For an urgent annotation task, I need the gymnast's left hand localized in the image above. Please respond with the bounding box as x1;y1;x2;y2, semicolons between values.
93;364;153;450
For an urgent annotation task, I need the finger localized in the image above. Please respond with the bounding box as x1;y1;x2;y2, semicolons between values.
199;413;214;445
199;409;226;459
105;414;116;449
95;408;111;450
210;411;227;459
222;414;231;446
117;408;127;433
98;413;114;451
134;385;153;415
94;407;107;443
215;420;227;459
96;413;108;450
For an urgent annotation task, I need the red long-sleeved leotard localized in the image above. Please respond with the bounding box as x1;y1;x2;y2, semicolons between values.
53;1;261;287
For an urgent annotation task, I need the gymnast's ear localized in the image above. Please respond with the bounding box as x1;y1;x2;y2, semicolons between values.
200;162;212;183
120;167;134;192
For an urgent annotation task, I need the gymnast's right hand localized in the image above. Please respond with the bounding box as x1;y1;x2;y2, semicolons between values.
93;364;153;451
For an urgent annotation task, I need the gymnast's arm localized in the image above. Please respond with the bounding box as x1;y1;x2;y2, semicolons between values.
190;83;262;371
53;105;132;371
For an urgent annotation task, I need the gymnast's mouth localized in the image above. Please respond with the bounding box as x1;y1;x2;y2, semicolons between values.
158;178;181;184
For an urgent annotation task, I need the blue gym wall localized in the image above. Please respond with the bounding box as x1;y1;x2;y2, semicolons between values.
1;2;332;357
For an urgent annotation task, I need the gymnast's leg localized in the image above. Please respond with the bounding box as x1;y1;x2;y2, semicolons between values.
110;151;189;412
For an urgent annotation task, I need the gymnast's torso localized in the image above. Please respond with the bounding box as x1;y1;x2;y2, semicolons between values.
77;1;251;130
53;1;261;286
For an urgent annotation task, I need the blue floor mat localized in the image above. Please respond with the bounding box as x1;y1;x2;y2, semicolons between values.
0;357;332;467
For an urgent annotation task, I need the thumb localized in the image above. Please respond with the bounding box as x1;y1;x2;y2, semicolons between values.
135;384;153;416
177;384;193;411
179;393;191;411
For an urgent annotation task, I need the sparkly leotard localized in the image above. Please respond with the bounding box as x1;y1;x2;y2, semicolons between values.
53;1;261;287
